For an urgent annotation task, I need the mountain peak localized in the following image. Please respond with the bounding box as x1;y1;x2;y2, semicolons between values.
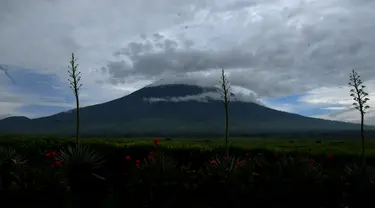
138;83;263;104
0;81;368;137
1;116;30;121
140;84;215;99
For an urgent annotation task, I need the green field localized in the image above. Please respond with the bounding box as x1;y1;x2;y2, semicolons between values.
0;135;374;208
0;135;374;157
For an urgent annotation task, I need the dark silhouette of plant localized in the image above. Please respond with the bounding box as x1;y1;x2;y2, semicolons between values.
54;144;106;207
208;155;244;174
55;144;105;191
349;69;370;167
68;53;82;144
217;69;234;158
0;146;27;189
343;163;375;207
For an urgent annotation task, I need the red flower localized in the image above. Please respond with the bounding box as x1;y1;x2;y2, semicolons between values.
50;164;55;168
153;138;160;146
135;160;141;167
328;154;333;160
223;157;229;161
46;151;56;158
55;160;62;166
236;162;244;167
125;156;132;161
211;159;216;165
307;159;314;165
149;151;155;156
149;156;155;161
274;153;278;158
257;162;263;167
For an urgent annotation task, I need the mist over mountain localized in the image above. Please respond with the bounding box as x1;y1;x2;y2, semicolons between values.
0;84;370;137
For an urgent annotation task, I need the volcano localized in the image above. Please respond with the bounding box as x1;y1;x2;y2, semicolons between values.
0;84;368;137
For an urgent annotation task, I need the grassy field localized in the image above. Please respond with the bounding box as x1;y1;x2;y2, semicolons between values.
0;135;374;157
0;135;374;208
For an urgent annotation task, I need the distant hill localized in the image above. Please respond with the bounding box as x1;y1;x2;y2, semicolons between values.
0;84;371;137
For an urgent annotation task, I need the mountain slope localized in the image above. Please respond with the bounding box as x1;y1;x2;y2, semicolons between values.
0;84;369;136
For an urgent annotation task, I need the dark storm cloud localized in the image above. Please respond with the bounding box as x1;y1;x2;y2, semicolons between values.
102;0;375;98
2;0;375;119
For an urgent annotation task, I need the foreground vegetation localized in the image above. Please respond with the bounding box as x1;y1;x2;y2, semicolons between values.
2;136;375;157
0;136;374;208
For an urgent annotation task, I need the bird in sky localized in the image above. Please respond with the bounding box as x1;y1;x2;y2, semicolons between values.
0;65;16;84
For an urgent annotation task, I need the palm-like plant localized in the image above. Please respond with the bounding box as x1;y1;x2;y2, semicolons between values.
140;151;179;189
342;163;375;207
26;167;66;193
0;146;27;189
254;154;322;185
134;151;179;206
277;156;322;178
0;146;25;165
343;163;375;186
208;155;244;173
207;155;248;184
54;144;106;190
142;151;177;174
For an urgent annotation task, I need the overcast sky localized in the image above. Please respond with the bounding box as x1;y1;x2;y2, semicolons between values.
1;0;375;124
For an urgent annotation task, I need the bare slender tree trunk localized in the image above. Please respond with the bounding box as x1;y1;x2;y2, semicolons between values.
75;92;80;145
361;111;365;167
225;102;229;158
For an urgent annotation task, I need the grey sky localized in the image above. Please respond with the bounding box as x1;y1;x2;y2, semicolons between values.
99;0;375;99
0;0;375;122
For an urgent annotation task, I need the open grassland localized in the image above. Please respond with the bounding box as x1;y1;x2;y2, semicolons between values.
1;135;375;207
1;135;375;158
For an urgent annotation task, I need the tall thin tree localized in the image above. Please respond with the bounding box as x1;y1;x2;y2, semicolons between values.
349;69;370;167
68;53;82;144
218;69;233;158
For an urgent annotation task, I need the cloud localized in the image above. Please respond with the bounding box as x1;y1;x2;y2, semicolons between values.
104;35;308;98
0;66;111;118
261;93;345;116
0;69;75;118
102;0;375;100
1;0;375;120
0;0;214;118
299;81;375;124
143;84;263;104
323;106;347;111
